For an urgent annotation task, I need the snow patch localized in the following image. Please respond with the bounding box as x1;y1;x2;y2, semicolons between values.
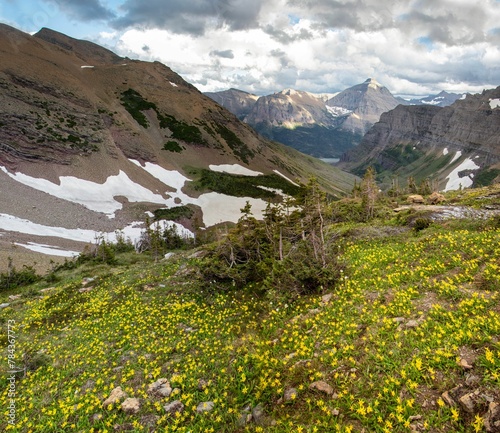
0;166;170;218
443;148;449;155
196;193;268;226
444;158;480;191
0;213;143;244
81;65;94;69
489;98;500;109
449;151;462;164
273;170;300;187
129;160;190;191
14;242;78;257
209;164;263;177
326;105;352;117
169;82;178;87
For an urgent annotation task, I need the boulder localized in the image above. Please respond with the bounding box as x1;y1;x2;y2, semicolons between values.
121;398;141;414
196;401;215;413
164;400;184;415
103;386;127;407
309;380;334;395
147;378;172;398
407;194;425;204
428;192;446;204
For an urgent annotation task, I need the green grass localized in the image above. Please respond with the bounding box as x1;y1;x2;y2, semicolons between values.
1;199;500;432
153;206;194;221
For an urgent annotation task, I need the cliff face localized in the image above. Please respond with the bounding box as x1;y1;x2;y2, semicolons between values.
339;87;500;189
244;89;337;128
203;88;259;120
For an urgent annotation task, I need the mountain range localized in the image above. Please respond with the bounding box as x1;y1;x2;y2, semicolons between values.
338;87;500;190
0;24;356;269
206;81;465;159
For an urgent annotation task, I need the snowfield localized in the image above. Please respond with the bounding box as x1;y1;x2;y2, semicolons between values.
444;157;480;191
443;148;449;155
0;158;299;258
490;98;500;109
209;164;263;176
0;166;168;218
0;213;146;243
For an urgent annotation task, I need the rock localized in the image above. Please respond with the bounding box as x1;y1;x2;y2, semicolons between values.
40;287;55;293
458;392;482;414
164;252;175;260
484;402;500;432
428;192;446;204
139;414;160;429
408;194;425;204
309;380;334;395
81;379;96;392
458;358;474;370
332;408;340;416
441;385;468;407
91;413;103;423
196;401;215;413
284;388;298;401
79;286;93;293
405;320;420;329
321;293;333;304
0;303;11;309
121;398;141;414
163;400;184;415
251;404;270;426
197;379;208;390
103;387;127;407
147;378;172;398
8;294;21;300
393;317;405;323
188;250;206;259
82;277;95;286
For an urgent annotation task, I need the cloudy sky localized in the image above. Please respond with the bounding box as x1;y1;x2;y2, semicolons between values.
1;0;500;96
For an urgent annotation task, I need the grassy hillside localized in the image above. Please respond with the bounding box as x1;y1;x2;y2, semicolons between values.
1;187;500;433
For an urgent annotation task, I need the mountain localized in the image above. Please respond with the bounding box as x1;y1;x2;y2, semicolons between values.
326;78;402;134
230;88;352;158
338;87;500;190
406;90;467;107
203;88;259;120
206;79;402;159
0;24;356;269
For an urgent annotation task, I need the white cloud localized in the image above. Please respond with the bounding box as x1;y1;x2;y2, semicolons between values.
4;0;499;96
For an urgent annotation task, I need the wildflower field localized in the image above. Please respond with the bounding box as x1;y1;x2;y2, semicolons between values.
1;218;500;432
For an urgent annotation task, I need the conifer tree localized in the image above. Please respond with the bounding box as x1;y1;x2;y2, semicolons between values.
360;167;378;220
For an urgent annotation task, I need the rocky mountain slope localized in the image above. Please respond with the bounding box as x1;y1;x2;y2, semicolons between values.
206;79;402;158
338;87;500;190
0;24;356;269
203;88;259;120
326;78;401;134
